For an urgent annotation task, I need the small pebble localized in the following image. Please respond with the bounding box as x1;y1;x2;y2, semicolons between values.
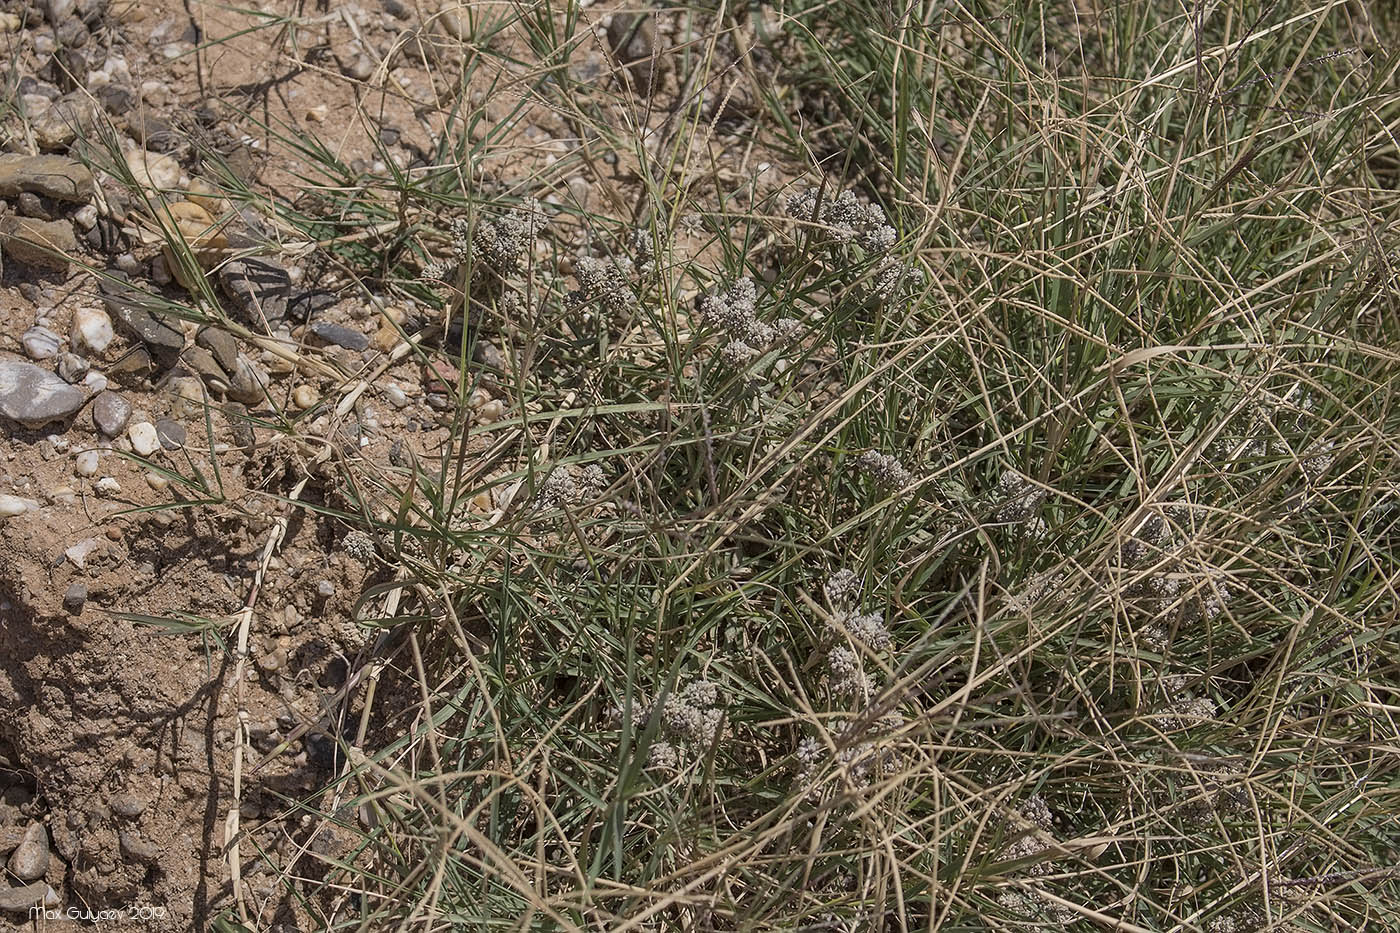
146;471;169;491
21;326;61;360
95;476;121;495
56;352;88;383
384;383;409;408
109;793;148;818
72;306;114;353
75;449;99;476
63;582;87;613
128;421;160;456
0;495;39;518
73;203;98;230
83;370;108;392
316;580;335;598
7;823;48;881
91;390;131;436
291;385;319;410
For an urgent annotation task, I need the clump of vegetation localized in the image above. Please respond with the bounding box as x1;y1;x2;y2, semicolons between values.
179;0;1399;929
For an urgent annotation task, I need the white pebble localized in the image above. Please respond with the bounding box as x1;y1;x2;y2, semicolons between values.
292;385;319;410
95;477;122;496
21;326;61;360
128;422;160;457
316;580;335;597
84;371;108;392
65;538;99;569
0;495;39;517
72;307;115;354
75;450;100;476
384;384;409;408
73;204;98;231
146;471;169;491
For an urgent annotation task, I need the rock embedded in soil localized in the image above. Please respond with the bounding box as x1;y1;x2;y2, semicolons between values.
155;418;186;449
0;882;59;913
7;823;49;881
72;306;114;353
194;325;240;375
91;390;131;436
309;320;370;351
218;256;291;323
63;581;86;612
128;421;159;456
56;352;88;383
108;793;147;819
21;325;62;361
124;148;180;191
0;153;93;201
0;216;77;271
0;495;40;518
0;360;86;427
118;831;160;863
102;273;186;367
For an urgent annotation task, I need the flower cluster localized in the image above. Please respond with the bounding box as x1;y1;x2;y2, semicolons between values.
699;278;802;368
994;470;1044;524
997;794;1056;876
823;569;861;606
1162;674;1218;729
571;255;636;314
341;529;377;565
643;678;726;773
794;715;903;790
855;449;915;491
785;188;896;253
826;645;868;698
535;463;607;509
422;198;547;282
471;197;546;272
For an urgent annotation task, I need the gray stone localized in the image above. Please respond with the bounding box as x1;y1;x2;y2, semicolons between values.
21;326;61;361
94;81;135;114
56;352;87;383
0;361;86;427
62;582;86;612
91;390;131;436
130;113;178;153
287;290;336;322
44;0;77;25
309;321;369;351
6;823;48;881
109;793;148;818
227;356;268;405
155;418;186;449
118;830;159;863
0;138;85;191
195;325;240;375
16;193;48;219
101;273;185;367
0;216;77;271
224;401;254;450
0;882;58;913
341;53;374;81
180;345;228;392
218;257;290;323
55;17;88;48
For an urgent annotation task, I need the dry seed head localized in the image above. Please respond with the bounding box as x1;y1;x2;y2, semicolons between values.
823;569;861;606
573;255;636;314
839;611;892;652
341;529;377;565
994;470;1044;523
855;449;915;491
